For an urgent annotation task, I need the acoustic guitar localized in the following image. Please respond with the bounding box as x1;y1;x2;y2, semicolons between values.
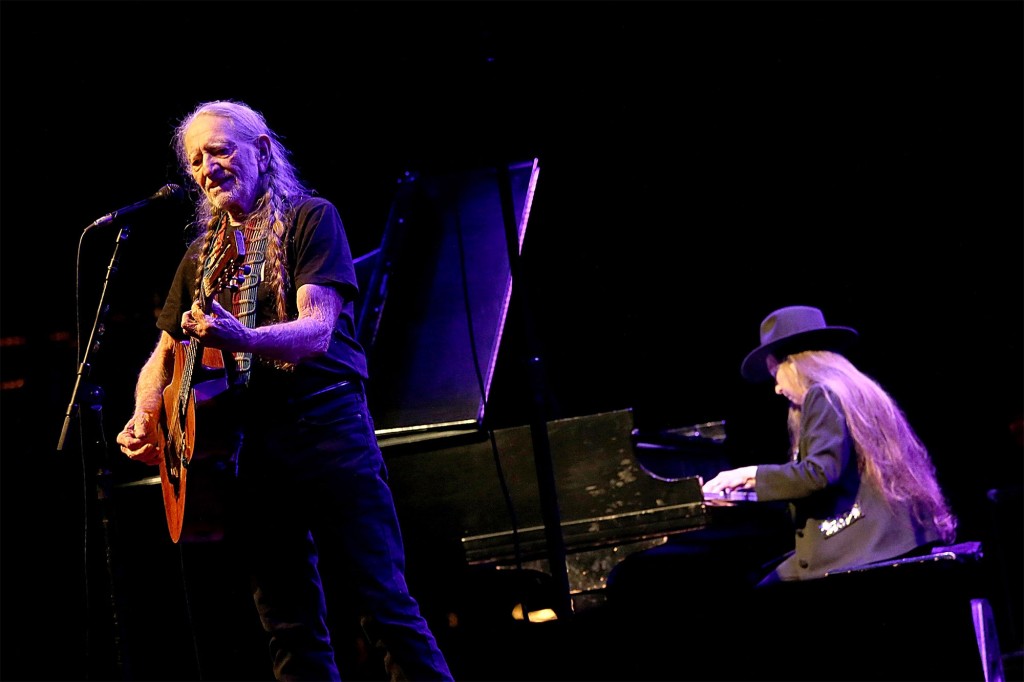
156;227;248;543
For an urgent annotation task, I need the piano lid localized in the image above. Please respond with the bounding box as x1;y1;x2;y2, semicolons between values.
355;160;541;448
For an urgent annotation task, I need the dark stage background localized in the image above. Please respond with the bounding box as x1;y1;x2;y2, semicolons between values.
1;2;1021;680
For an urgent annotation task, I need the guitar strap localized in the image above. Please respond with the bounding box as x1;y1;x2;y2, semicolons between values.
230;218;268;387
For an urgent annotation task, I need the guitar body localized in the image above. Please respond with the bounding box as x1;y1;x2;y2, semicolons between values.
158;343;242;543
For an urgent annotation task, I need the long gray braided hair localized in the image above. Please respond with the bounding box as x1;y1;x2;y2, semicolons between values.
173;100;310;368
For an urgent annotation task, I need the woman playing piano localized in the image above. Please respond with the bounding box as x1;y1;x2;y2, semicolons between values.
701;305;958;585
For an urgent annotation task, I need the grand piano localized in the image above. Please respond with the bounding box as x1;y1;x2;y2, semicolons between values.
353;160;752;613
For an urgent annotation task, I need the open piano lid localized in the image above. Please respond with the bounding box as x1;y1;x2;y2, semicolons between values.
355;160;540;448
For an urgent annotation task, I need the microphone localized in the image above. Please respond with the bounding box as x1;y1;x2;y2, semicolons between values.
86;184;187;229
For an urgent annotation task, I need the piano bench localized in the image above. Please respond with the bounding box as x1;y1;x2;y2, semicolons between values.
821;541;1003;682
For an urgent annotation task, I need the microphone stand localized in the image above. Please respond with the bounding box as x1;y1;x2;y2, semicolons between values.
58;221;128;452
57;222;134;680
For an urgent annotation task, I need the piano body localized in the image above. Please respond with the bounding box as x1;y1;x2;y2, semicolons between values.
382;408;712;598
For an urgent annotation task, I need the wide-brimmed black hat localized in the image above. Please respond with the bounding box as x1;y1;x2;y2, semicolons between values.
740;305;858;382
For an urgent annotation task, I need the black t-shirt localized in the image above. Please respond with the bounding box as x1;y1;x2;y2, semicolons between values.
156;196;368;397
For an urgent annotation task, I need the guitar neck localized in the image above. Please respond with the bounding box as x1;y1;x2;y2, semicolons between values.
176;339;202;407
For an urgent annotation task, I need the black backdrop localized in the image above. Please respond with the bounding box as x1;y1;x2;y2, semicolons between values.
1;1;1021;680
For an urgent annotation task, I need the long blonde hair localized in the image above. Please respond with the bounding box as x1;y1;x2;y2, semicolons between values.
783;350;957;543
